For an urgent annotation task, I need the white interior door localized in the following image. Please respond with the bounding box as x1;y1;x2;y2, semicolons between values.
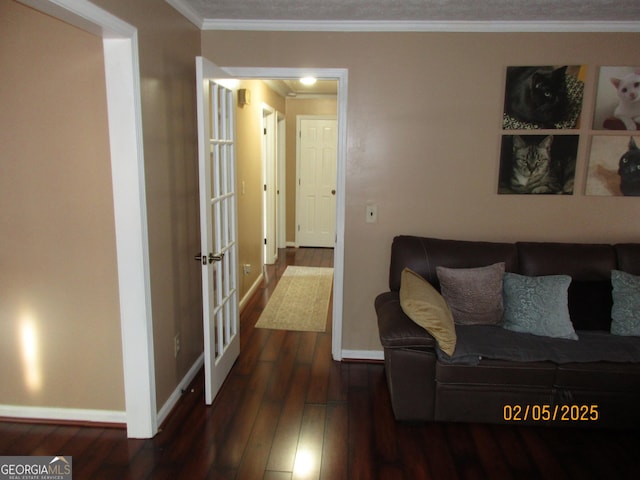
196;57;239;405
297;117;337;247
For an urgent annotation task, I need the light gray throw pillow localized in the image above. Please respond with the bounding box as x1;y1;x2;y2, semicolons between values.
502;272;578;340
611;269;640;336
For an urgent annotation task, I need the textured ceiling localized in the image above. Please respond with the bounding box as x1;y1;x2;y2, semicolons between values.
179;0;640;23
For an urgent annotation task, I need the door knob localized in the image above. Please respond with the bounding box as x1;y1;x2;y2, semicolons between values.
208;252;224;263
331;189;336;195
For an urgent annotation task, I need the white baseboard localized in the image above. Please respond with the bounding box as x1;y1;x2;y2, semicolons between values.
0;404;126;425
156;353;204;427
239;272;264;313
341;349;384;362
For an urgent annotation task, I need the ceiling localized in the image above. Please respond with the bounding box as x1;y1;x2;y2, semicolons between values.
264;79;338;97
175;0;640;25
169;0;639;97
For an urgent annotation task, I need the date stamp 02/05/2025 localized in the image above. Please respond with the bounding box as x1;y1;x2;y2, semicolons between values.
503;404;600;422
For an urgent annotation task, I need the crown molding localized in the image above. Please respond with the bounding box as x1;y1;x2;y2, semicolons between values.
200;19;640;33
165;0;204;28
164;1;640;33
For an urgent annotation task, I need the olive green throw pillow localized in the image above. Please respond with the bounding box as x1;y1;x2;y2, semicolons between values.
399;268;457;356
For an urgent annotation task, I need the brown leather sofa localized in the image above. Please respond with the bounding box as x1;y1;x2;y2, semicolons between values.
376;236;640;428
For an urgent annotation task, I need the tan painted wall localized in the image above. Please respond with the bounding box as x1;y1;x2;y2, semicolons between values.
92;0;203;409
235;80;286;300
0;0;123;409
202;30;640;352
284;97;338;243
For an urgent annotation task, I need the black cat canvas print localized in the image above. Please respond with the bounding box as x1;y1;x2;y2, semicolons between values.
593;66;640;131
587;136;640;196
503;65;585;130
498;135;578;194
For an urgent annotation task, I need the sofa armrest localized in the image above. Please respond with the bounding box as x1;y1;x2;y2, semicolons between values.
375;291;437;349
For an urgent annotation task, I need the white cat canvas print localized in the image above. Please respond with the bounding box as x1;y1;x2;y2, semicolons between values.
594;66;640;130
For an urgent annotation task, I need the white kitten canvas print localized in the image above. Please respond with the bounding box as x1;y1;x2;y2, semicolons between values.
594;66;640;130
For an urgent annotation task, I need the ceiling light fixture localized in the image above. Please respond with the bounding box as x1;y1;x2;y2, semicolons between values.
300;76;317;86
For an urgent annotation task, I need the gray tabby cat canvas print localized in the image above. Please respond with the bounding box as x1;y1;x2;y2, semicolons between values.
498;135;578;194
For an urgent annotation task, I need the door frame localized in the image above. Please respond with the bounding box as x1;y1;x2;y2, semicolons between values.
224;67;347;361
295;114;338;248
277;113;287;249
262;103;278;265
19;0;157;438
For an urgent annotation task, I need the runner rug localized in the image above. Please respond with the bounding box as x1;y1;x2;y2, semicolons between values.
255;266;333;332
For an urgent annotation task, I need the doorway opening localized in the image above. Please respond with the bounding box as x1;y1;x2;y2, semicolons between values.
226;67;347;361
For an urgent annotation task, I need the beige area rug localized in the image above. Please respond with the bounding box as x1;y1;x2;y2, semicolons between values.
255;266;334;332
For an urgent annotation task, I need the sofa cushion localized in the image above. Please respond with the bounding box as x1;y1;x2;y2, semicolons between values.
502;272;578;340
436;262;504;325
611;270;640;336
438;325;640;365
399;268;457;356
615;244;640;275
517;242;616;330
389;236;518;292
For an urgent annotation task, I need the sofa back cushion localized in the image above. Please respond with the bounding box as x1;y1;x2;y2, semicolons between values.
615;244;640;275
517;242;617;331
389;236;518;292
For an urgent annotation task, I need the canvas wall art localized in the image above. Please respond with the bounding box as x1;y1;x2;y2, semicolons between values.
593;66;640;131
498;135;579;194
586;135;640;196
502;65;585;130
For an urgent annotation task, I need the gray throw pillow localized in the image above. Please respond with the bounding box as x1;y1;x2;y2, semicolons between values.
436;262;505;325
502;272;578;340
611;270;640;336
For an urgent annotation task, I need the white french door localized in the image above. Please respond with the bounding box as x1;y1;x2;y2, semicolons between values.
297;117;338;247
195;57;239;405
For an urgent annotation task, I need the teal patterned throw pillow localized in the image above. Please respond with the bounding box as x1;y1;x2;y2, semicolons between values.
502;272;578;340
611;270;640;336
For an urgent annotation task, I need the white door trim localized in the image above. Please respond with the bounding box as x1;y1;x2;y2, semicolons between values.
262;103;278;265
277;113;287;249
19;0;157;438
222;67;347;361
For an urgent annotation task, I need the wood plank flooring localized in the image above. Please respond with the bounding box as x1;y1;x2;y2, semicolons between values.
1;246;640;479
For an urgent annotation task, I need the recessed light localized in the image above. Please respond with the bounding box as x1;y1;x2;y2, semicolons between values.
300;77;317;86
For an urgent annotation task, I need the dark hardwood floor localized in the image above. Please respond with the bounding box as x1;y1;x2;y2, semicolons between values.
1;247;639;479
